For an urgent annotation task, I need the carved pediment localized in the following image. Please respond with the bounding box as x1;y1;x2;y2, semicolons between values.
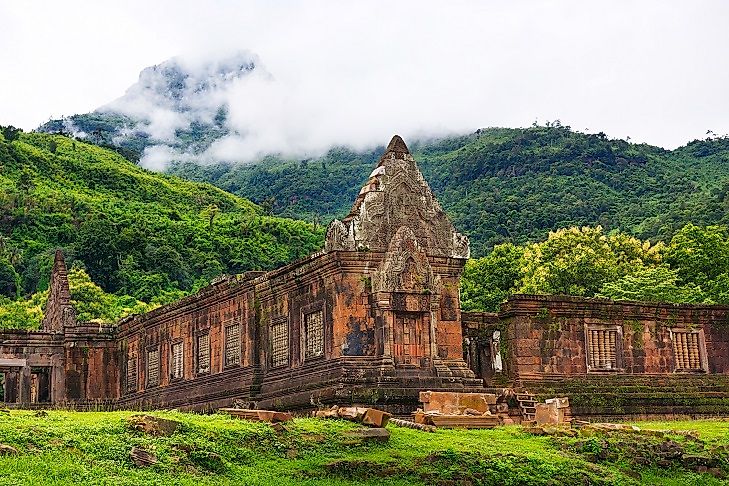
372;226;440;294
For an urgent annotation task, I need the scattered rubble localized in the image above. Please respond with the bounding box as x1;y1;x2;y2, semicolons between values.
219;409;292;423
313;406;391;428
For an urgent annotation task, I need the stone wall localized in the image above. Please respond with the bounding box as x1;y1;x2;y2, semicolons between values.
464;295;729;418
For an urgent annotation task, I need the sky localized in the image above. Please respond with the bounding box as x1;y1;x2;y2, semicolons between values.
2;0;729;157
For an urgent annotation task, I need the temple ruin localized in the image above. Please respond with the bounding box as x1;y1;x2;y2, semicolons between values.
2;135;729;419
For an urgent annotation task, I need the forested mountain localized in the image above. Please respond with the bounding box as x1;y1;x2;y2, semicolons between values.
0;127;323;322
36;55;729;257
166;125;729;256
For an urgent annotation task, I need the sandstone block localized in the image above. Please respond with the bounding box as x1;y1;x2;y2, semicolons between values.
0;444;18;455
130;446;157;467
362;408;391;428
128;415;180;436
419;391;496;414
344;427;391;442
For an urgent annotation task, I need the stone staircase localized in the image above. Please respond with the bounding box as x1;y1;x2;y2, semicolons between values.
516;391;536;421
520;374;729;419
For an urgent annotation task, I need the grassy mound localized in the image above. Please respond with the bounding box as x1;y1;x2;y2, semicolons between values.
0;411;728;485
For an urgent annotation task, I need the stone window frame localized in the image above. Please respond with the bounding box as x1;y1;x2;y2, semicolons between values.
270;316;290;369
669;328;709;373
169;339;184;382
146;344;161;388
194;329;211;376
125;353;138;395
300;301;326;362
584;323;624;372
223;320;242;369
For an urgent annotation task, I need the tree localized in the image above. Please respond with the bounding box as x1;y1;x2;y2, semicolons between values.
1;125;22;142
203;204;219;231
664;224;729;287
0;259;19;298
461;243;524;311
598;265;706;303
517;226;661;297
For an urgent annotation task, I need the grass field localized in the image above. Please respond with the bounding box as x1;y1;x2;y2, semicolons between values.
0;411;728;485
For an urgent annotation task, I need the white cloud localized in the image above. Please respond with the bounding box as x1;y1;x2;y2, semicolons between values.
1;0;729;162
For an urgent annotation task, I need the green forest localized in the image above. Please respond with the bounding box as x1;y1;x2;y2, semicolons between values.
168;124;729;257
0;127;323;328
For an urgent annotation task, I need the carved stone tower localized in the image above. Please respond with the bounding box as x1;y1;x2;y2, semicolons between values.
42;250;76;331
326;135;475;380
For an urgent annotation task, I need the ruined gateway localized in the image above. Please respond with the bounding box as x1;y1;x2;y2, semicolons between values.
3;136;729;419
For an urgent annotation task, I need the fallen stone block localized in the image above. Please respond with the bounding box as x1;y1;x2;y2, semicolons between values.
0;444;18;455
337;407;368;421
343;427;390;442
362;408;391;428
544;397;570;409
424;414;500;429
219;408;292;423
314;406;391;428
420;391;496;415
130;446;157;467
128;415;180;436
535;403;560;425
313;407;339;419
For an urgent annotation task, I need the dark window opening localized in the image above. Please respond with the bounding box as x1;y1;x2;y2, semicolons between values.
30;367;51;403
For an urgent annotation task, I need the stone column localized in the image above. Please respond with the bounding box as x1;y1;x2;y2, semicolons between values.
19;366;31;404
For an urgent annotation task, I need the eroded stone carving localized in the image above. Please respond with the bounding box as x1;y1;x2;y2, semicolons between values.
452;232;470;259
324;219;355;251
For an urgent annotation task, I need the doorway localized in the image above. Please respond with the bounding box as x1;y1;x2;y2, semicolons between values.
393;312;426;366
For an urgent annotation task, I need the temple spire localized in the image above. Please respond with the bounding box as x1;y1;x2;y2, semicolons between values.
42;250;75;331
385;135;410;156
325;134;470;259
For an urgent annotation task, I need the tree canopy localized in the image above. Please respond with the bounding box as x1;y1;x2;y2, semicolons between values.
461;224;729;312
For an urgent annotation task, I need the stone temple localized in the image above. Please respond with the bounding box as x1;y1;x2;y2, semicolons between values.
2;135;729;419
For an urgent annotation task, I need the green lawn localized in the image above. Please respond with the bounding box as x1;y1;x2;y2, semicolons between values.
0;411;727;485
